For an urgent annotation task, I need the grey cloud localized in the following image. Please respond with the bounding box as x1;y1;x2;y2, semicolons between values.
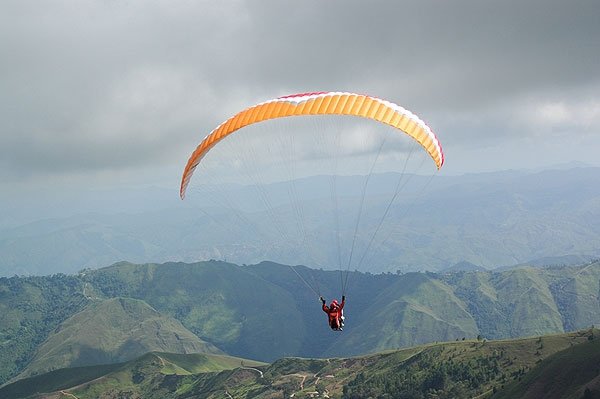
1;0;599;187
228;1;600;102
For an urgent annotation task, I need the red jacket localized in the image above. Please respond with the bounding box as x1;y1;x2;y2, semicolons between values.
322;298;345;325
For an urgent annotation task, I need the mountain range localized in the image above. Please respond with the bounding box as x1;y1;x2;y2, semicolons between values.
1;167;599;276
2;259;600;386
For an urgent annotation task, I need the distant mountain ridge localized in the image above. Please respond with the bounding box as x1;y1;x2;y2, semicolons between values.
1;167;599;276
498;254;599;271
442;260;487;273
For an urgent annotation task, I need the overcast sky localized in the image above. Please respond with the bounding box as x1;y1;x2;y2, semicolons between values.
2;0;599;200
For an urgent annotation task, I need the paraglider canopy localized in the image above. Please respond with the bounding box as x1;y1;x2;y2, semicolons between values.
180;91;444;199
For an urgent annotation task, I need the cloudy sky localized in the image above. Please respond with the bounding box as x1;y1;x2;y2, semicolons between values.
2;0;599;201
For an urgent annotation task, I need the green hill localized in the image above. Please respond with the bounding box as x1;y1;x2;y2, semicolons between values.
0;352;265;399
0;274;89;385
2;329;597;399
494;332;600;399
15;297;222;380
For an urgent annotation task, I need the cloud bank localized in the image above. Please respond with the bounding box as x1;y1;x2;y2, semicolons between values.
1;0;599;193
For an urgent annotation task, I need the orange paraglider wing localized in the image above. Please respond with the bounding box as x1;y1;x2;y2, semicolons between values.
180;91;444;199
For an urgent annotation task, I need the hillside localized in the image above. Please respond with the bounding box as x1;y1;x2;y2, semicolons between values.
1;167;599;276
0;352;265;399
2;329;598;399
494;334;600;399
15;297;222;380
0;274;89;385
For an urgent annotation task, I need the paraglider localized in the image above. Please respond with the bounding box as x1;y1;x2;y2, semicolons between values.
321;296;345;331
180;91;444;332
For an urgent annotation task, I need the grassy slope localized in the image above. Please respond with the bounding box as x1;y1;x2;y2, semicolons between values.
5;329;597;399
16;297;222;380
225;330;599;399
494;331;600;399
0;352;265;399
0;363;124;399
